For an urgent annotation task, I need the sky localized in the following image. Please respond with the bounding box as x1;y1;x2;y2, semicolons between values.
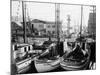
11;1;95;31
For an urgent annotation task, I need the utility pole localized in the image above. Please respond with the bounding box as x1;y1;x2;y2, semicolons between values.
22;1;27;43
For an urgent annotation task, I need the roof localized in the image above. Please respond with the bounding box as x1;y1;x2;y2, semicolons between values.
11;21;23;30
31;19;62;24
31;19;46;23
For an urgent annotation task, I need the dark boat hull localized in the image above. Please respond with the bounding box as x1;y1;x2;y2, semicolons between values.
60;58;90;70
60;42;91;71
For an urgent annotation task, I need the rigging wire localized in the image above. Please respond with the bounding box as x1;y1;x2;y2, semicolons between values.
16;1;21;22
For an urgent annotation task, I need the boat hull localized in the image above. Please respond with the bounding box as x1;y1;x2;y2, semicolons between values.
61;41;91;71
60;59;89;71
34;58;61;72
60;50;90;71
16;57;32;74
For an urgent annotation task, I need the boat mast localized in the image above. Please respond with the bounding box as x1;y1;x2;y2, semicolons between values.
93;6;96;35
55;3;60;56
22;1;27;43
80;5;83;37
55;3;60;44
67;15;71;38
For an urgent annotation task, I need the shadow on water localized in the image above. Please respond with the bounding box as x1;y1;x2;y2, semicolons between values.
24;61;38;74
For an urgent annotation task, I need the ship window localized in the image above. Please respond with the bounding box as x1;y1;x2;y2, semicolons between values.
28;46;30;51
24;47;26;52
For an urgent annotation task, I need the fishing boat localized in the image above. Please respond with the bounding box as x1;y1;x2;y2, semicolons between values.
13;44;32;74
34;42;62;72
60;38;91;71
34;4;63;73
34;57;61;72
60;5;92;71
16;57;32;74
34;3;62;73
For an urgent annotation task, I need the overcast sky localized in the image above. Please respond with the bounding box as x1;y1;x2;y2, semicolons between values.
11;1;94;30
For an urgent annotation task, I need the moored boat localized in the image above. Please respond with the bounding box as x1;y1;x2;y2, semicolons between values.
34;57;62;72
34;42;62;72
60;39;91;71
16;57;32;74
12;44;32;74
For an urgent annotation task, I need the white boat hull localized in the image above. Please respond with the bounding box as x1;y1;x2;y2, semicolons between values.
34;58;62;72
